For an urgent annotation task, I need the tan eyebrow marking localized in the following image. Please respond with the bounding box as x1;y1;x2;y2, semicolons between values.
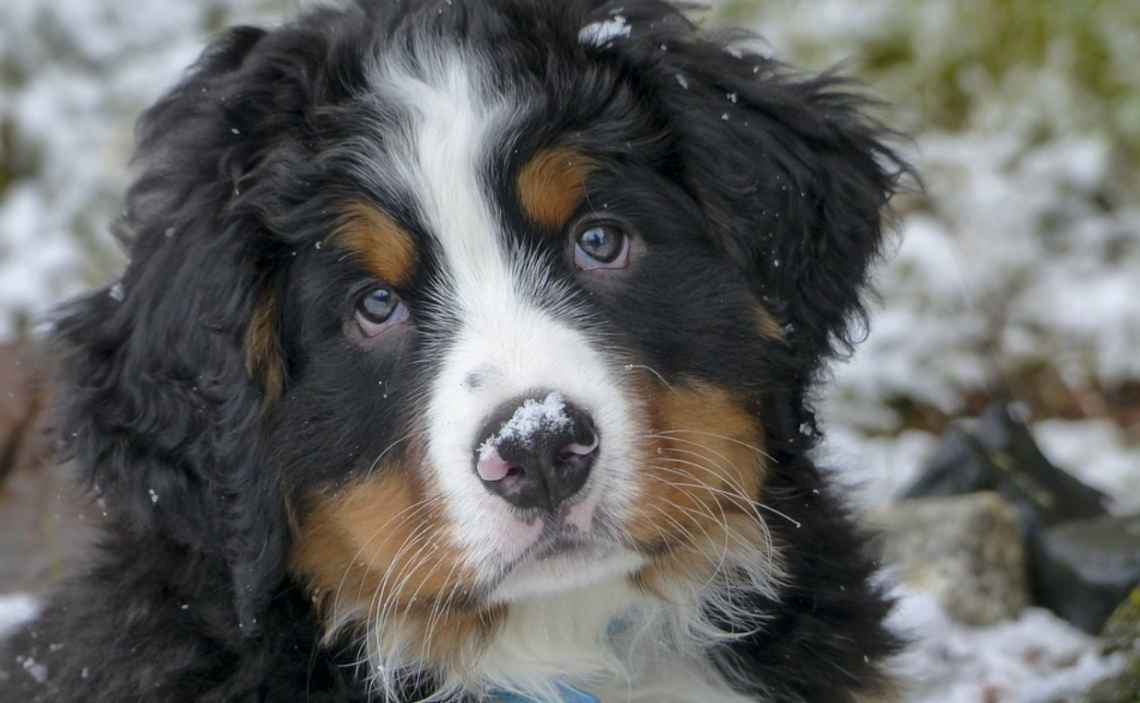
333;202;418;287
517;147;596;229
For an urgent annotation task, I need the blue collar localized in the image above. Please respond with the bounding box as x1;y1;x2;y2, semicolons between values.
492;683;599;703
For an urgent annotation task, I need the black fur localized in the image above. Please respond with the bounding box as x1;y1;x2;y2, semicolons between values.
1;1;910;700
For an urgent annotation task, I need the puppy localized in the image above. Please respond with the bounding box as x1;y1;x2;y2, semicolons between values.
1;1;909;701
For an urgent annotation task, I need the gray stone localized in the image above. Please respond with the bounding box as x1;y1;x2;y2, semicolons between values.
1033;515;1140;634
870;492;1029;625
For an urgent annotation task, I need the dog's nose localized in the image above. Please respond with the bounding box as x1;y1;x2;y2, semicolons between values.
474;392;598;511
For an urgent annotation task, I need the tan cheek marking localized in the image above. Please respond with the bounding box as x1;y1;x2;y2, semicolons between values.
290;461;505;668
625;381;766;553
517;147;595;229
246;290;284;403
291;465;469;613
334;202;417;287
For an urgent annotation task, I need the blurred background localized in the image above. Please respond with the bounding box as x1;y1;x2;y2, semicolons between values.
0;1;1137;701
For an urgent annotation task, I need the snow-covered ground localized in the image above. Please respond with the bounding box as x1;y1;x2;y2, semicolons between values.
891;588;1126;703
1;1;1136;700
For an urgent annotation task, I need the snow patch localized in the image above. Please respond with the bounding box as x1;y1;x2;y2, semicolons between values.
17;655;49;684
819;428;940;508
1033;419;1140;513
0;593;40;639
478;392;571;461
578;16;630;46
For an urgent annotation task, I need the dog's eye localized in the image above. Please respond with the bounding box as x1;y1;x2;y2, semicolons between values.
573;221;630;270
354;286;407;337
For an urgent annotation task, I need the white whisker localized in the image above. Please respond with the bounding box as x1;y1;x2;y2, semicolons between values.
623;363;674;392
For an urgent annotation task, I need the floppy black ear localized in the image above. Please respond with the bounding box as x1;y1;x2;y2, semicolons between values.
591;1;910;373
54;25;301;634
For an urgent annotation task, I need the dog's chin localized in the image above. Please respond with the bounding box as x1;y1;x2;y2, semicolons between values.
487;539;645;604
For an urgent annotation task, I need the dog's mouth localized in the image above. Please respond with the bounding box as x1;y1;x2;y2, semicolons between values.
481;513;641;603
509;515;604;563
528;532;601;561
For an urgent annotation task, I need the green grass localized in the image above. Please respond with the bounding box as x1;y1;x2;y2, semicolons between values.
714;0;1140;171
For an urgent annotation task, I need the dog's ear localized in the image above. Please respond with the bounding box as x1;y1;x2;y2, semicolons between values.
589;2;910;373
54;25;310;635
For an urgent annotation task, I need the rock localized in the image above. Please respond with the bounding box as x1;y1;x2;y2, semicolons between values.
901;403;1108;538
1101;587;1140;654
1080;658;1140;703
1032;514;1140;634
870;492;1029;625
1081;588;1140;703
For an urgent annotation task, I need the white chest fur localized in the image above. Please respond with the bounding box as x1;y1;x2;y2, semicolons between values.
459;576;756;703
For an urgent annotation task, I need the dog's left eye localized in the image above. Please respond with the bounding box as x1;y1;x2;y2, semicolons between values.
354;286;408;337
573;221;630;271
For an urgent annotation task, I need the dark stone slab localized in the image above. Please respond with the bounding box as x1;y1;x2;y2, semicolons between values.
1032;514;1140;634
902;403;1109;538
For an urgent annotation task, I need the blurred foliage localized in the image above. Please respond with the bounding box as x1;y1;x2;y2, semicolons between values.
715;0;1140;190
0;0;298;336
710;0;1140;435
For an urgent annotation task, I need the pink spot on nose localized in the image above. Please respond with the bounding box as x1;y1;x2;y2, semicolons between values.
476;443;513;482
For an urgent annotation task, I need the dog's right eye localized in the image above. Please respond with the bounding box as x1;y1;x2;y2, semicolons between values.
354;286;408;337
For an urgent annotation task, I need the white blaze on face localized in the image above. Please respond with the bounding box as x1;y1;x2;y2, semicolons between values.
372;44;639;594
